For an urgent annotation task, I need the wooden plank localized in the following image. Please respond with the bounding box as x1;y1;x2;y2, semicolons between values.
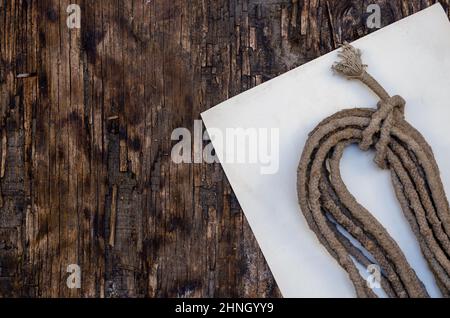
0;0;446;298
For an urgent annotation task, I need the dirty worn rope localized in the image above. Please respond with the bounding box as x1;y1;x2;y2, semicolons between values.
297;43;450;298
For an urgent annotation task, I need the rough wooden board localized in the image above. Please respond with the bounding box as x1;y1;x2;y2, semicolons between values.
0;0;448;298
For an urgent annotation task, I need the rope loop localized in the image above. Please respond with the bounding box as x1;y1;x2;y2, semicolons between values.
298;43;450;297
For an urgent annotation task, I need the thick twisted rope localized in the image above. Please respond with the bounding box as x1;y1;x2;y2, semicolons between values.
297;43;450;298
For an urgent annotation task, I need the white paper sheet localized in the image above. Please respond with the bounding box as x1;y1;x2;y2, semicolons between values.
201;4;450;297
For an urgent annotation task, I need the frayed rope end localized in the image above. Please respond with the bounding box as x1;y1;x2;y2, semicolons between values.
332;42;367;79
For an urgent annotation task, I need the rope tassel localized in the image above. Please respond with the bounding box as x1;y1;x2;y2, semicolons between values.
297;43;450;298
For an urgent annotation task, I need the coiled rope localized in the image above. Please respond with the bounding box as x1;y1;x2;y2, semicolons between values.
297;43;450;298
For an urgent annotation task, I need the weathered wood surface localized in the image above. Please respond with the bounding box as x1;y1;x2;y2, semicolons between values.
0;0;448;298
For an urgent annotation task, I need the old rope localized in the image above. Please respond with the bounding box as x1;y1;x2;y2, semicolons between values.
297;43;450;298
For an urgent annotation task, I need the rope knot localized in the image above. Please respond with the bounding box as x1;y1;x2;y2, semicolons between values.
359;95;406;169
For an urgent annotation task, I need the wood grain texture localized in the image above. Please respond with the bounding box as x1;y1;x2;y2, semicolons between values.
0;0;448;298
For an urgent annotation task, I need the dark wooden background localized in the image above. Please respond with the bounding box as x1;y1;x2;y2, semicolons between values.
0;0;448;298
